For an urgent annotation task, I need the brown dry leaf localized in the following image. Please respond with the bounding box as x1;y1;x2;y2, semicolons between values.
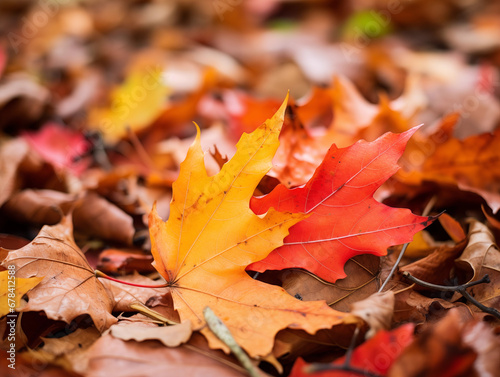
0;350;82;377
2;190;135;245
388;309;478;377
1;216;116;332
109;320;192;347
351;291;395;339
403;114;500;213
378;251;476;325
278;255;379;312
0;138;30;207
2;189;75;225
454;220;500;315
30;327;101;374
83;333;251;377
439;213;466;242
401;238;467;287
73;192;135;245
463;320;500;377
393;289;474;325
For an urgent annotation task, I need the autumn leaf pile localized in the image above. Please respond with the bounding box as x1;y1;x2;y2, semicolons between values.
1;1;500;376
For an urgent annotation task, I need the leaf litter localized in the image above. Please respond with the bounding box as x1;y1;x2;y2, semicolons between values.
1;1;500;376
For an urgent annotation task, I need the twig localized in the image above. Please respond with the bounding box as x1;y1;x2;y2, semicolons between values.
402;272;500;319
129;301;178;325
203;307;261;377
379;243;409;293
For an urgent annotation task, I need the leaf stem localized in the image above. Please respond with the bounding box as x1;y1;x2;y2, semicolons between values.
402;272;500;319
95;270;170;288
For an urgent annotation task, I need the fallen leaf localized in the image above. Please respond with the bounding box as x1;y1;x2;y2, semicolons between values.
454;220;500;314
462;320;500;377
149;98;358;357
0;350;82;377
109;320;192;347
83;333;252;377
290;323;415;377
388;309;478;377
350;291;395;339
1;216;116;332
0;138;30;207
270;106;329;187
278;255;379;312
2;190;135;245
22;123;91;176
248;127;432;283
72;192;135;245
89;67;169;142
0;270;43;316
404;115;500;213
401;238;467;287
0;47;5;78
438;213;466;243
30;327;101;374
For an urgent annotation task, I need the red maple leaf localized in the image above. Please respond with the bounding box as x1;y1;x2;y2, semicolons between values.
289;324;415;377
248;127;434;282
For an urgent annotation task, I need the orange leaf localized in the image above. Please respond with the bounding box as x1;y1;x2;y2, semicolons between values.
148;96;358;357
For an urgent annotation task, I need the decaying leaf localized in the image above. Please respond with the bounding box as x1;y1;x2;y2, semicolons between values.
2;190;135;245
30;327;101;374
454;220;500;314
404;115;500;213
1;216;116;332
388;309;478;377
350;291;395;339
149;98;358;357
83;333;252;377
279;254;379;312
109;320;192;348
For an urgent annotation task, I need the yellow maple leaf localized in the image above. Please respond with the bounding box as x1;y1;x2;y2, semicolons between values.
89;67;169;142
0;270;43;316
149;95;358;357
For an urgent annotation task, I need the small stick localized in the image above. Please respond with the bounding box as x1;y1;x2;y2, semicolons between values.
403;272;500;319
129;301;178;325
379;243;409;293
203;307;261;377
